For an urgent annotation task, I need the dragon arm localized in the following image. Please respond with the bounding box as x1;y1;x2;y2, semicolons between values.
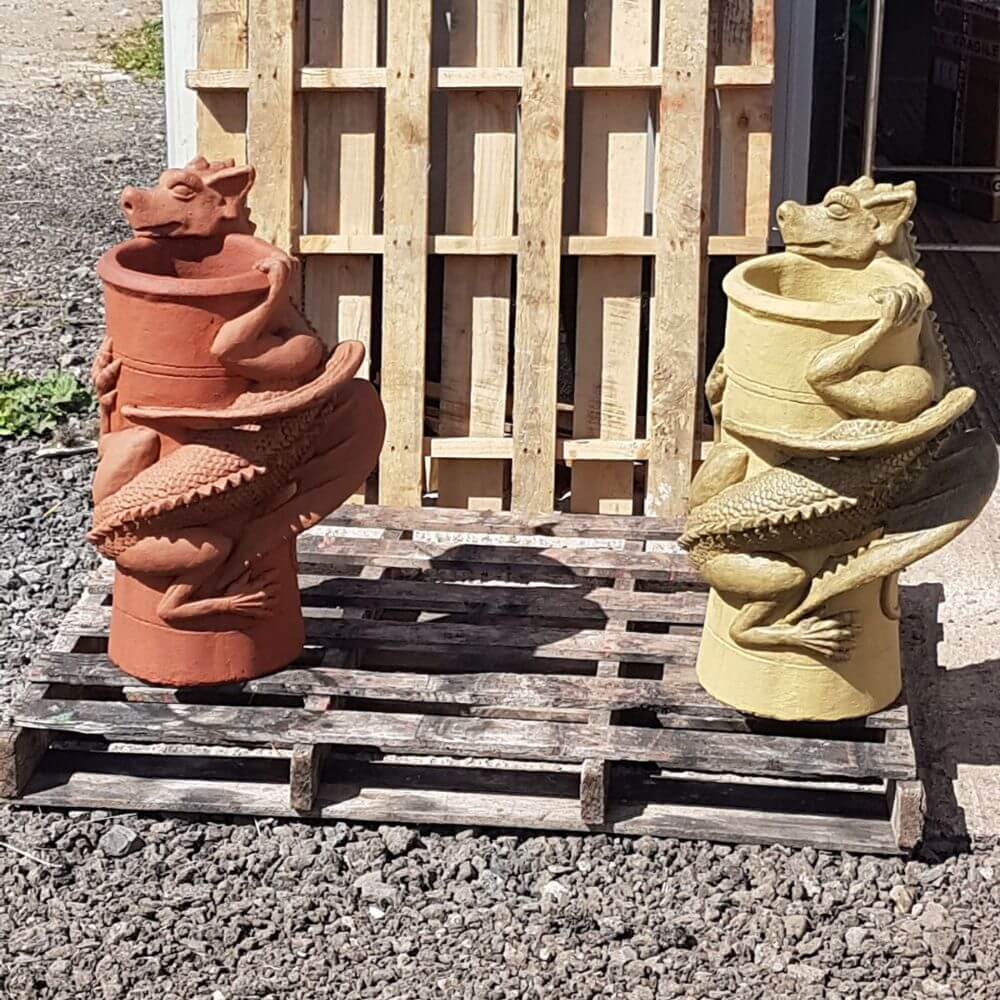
211;254;324;382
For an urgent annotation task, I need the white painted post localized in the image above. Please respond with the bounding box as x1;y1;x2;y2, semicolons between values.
162;0;199;166
771;0;816;243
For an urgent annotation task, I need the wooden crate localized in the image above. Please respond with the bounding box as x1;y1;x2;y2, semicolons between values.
2;506;923;854
188;0;775;516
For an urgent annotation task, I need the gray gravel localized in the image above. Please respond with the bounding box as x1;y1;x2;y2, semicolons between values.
1;79;165;718
2;811;1000;1000
3;72;1000;1000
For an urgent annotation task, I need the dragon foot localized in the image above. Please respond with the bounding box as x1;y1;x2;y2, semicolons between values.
220;566;281;619
733;611;859;661
777;612;859;661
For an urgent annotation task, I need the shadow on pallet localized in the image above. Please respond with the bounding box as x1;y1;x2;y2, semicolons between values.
1;508;928;855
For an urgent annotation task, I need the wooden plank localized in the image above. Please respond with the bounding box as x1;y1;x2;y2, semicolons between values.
571;0;652;514
304;0;379;373
290;742;327;811
11;751;901;852
47;610;701;666
320;501;685;538
294;534;698;581
188;65;774;92
30;652;910;730
713;64;773;87
751;0;776;66
510;0;569;512
888;779;925;852
14;700;917;780
437;0;518;511
196;0;248;163
298;66;387;89
246;0;304;253
717;87;773;236
716;0;774;238
297;233;765;256
580;758;609;824
379;0;433;506
272;616;701;664
646;0;713;517
0;727;48;798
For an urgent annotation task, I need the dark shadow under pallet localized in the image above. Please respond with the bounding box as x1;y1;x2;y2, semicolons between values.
1;505;924;854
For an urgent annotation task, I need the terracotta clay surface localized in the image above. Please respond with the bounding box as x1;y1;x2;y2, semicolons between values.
89;157;385;686
682;178;998;721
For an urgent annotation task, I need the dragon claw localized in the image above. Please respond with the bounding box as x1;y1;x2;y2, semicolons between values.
790;613;860;659
223;566;281;619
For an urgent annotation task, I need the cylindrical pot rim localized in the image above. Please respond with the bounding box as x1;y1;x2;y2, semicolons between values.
723;252;929;325
97;234;272;299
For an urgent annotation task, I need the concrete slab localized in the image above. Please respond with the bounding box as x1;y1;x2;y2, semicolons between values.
902;455;1000;846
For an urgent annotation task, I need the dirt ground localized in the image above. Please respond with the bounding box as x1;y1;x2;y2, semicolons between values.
0;0;161;94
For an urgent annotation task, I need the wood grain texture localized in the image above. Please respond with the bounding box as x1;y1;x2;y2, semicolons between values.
569;0;652;515
379;0;433;506
12;751;903;853
646;0;713;517
196;0;248;163
0;727;48;798
14;699;917;780
304;1;379;363
510;0;569;512
246;0;305;253
889;779;926;852
437;0;518;510
319;501;685;538
290;742;327;811
580;758;609;824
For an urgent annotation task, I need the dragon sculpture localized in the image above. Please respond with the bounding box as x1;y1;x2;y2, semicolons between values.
681;177;997;661
89;157;385;628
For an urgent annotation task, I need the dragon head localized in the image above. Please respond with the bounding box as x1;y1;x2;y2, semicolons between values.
119;156;256;238
776;177;916;263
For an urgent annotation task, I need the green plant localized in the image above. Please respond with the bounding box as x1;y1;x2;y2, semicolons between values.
0;372;95;439
108;18;164;81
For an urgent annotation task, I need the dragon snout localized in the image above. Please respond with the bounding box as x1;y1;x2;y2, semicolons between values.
120;186;141;219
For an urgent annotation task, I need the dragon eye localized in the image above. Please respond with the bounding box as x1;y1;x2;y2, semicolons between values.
825;201;850;220
170;183;196;199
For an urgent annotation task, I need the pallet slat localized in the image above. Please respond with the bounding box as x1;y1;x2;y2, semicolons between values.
646;0;714;517
13;751;899;853
196;0;248;163
437;0;518;510
28;652;909;730
379;0;433;505
570;0;651;515
510;0;569;512
14;699;916;781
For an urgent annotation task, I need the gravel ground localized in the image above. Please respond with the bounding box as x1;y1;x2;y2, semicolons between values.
1;79;165;718
3;62;1000;1000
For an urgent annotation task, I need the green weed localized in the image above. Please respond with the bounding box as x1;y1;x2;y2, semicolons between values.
108;18;164;81
0;372;95;439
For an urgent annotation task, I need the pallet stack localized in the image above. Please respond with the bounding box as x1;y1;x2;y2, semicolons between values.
188;0;776;516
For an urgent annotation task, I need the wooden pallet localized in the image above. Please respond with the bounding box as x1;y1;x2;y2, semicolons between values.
189;0;776;516
1;506;923;854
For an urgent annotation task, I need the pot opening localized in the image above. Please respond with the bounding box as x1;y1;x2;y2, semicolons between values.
99;233;272;298
740;253;901;306
115;235;267;281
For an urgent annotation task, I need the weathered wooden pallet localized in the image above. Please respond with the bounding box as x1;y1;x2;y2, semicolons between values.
190;0;776;517
1;506;923;854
